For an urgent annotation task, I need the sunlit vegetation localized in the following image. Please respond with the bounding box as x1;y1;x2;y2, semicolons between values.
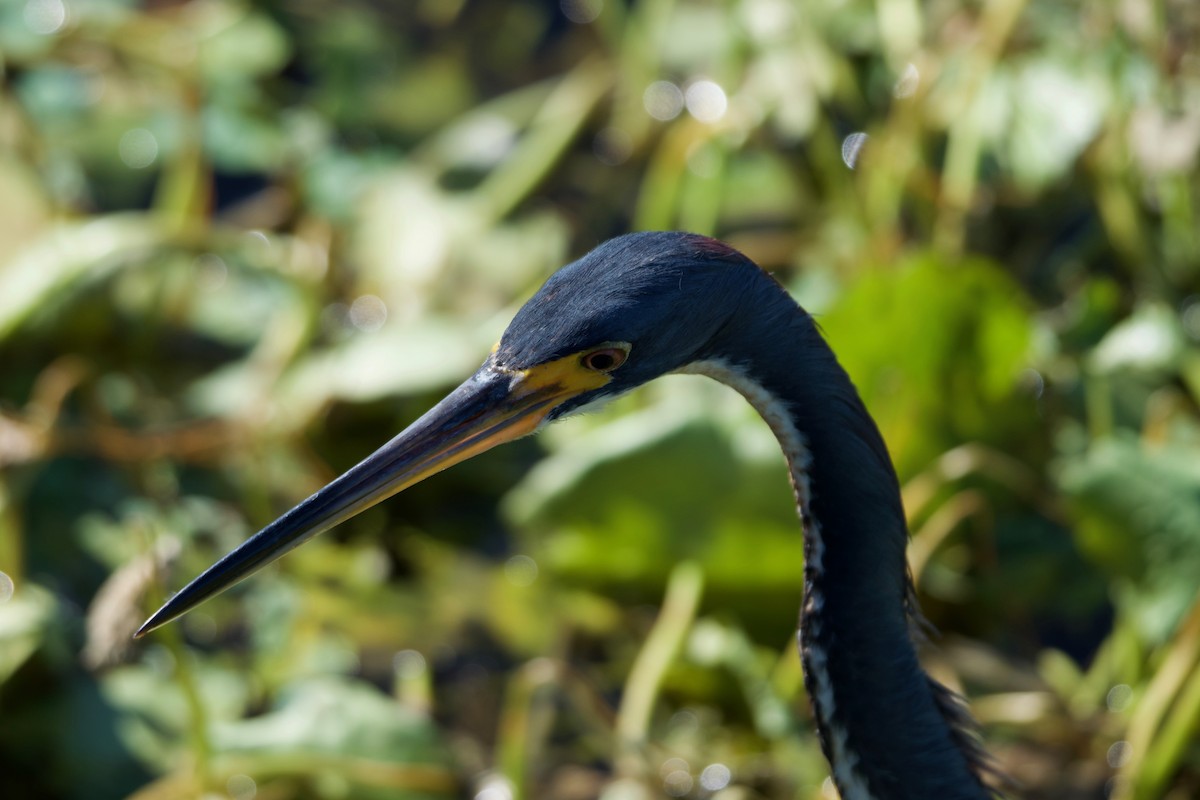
1;1;1198;798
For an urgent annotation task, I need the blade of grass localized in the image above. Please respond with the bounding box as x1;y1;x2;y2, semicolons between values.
1114;592;1200;800
493;658;563;799
614;560;704;779
934;0;1029;254
908;489;989;585
1133;660;1200;799
473;56;612;225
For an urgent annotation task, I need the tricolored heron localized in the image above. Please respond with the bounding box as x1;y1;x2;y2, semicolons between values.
139;232;995;799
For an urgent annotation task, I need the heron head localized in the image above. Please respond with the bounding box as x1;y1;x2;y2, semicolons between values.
492;230;758;420
137;231;762;635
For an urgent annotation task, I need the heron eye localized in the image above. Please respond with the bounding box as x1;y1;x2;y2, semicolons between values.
581;348;627;373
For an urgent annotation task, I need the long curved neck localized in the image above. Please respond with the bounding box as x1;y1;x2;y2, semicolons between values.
694;282;992;800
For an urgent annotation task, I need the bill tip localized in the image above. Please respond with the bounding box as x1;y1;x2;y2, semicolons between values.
134;609;167;639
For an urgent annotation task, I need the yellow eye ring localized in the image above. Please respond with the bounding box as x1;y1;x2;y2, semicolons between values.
581;347;627;373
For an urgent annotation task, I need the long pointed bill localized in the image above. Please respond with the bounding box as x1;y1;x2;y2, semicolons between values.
136;358;603;637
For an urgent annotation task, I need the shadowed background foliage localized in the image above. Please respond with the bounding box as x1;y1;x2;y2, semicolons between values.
1;1;1198;798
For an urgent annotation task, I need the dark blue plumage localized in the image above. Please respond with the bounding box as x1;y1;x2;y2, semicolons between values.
504;232;994;797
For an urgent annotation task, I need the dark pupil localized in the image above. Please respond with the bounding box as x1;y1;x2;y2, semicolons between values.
588;352;615;370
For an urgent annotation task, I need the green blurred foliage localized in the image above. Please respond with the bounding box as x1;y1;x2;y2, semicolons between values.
0;0;1198;798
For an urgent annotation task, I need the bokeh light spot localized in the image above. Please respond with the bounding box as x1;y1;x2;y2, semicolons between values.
504;554;538;586
841;132;868;169
1106;684;1132;712
1019;367;1045;399
668;709;698;732
1107;740;1132;769
644;81;685;121
663;770;692;797
394;649;427;678
349;294;388;332
0;572;13;603
193;254;228;291
685;80;728;123
894;62;920;98
474;773;514;800
1181;296;1200;340
561;0;602;23
226;774;256;800
119;128;159;169
24;0;67;35
699;763;732;791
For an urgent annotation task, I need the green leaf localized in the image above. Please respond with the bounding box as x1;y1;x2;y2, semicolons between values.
504;380;804;599
1089;303;1186;376
0;582;56;685
0;214;169;340
197;4;291;81
988;56;1111;191
818;252;1035;475
1058;435;1200;643
212;676;454;799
